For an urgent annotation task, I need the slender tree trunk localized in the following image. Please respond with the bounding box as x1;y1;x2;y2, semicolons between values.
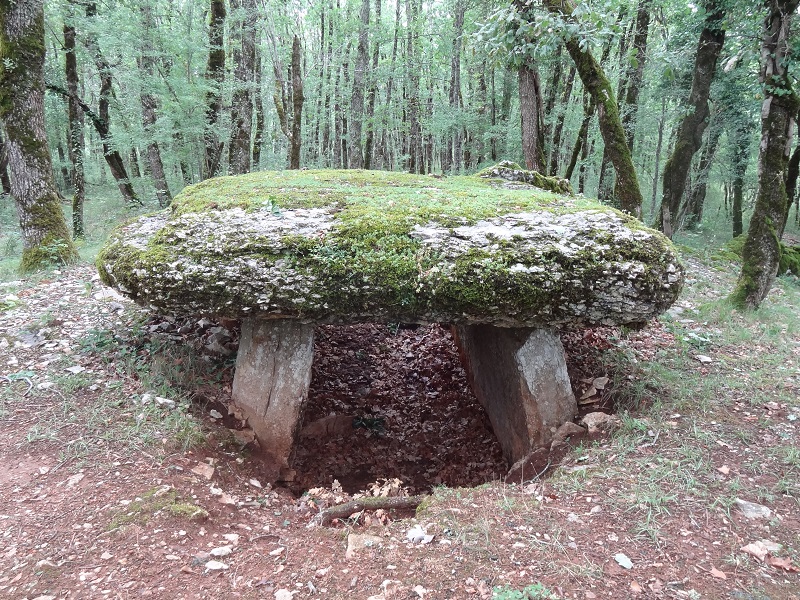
378;0;401;169
64;21;85;239
622;0;651;149
340;42;351;169
446;0;466;173
543;44;563;158
129;148;141;178
138;5;171;207
0;128;12;195
565;92;594;181
0;0;78;271
406;0;422;173
519;60;546;173
649;97;666;220
252;49;264;168
56;143;70;192
658;0;725;238
321;2;335;166
731;0;800;309
348;0;370;168
548;65;575;176
683;114;722;228
84;3;140;205
203;0;226;178
228;0;256;175
289;35;304;169
542;0;643;217
363;0;381;170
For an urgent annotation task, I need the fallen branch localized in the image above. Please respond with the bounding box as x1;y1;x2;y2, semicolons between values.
315;495;427;526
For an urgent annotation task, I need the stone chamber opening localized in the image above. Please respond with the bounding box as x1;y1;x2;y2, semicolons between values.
289;322;616;496
143;315;616;497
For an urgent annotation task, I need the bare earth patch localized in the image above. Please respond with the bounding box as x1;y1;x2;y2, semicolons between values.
0;257;797;599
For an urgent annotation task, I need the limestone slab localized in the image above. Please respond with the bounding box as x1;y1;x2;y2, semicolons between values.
231;319;314;474
454;326;577;466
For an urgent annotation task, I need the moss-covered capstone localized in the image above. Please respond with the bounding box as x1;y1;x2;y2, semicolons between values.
97;169;684;327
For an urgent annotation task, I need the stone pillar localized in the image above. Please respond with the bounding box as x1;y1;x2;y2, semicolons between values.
453;326;576;466
232;319;314;476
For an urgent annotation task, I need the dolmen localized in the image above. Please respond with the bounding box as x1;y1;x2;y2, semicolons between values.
98;167;683;480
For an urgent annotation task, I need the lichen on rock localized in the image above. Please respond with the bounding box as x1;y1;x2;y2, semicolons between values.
97;169;683;327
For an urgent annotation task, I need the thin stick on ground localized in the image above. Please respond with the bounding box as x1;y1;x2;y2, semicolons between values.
315;495;427;526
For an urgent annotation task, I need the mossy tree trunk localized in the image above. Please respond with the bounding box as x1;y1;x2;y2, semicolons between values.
64;18;84;239
519;60;546;174
731;0;800;309
658;0;725;238
202;0;226;179
273;35;304;170
542;0;643;219
228;0;256;175
0;0;79;272
683;112;722;228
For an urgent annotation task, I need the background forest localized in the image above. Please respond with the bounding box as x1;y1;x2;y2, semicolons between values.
0;0;799;289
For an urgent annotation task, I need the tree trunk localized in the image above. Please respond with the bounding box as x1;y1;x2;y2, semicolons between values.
56;143;71;192
363;0;381;170
683;113;722;228
406;0;422;173
519;60;546;173
138;5;171;207
731;0;800;309
542;0;643;218
0;128;12;195
228;0;256;175
64;20;85;239
0;0;79;271
649;97;666;220
446;0;466;174
658;0;725;238
565;92;594;181
548;65;575;176
252;49;264;168
622;0;651;149
349;0;370;169
203;0;226;179
84;3;140;205
543;44;563;159
289;35;304;169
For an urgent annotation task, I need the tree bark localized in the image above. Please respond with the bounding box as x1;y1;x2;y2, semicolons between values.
348;0;370;169
64;20;85;239
564;92;594;181
519;60;546;173
228;0;256;175
363;0;381;170
621;0;651;150
683;113;722;228
446;0;466;174
289;35;304;169
649;97;666;220
203;0;226;179
0;128;12;195
83;3;140;205
138;5;171;207
406;0;422;173
0;0;79;271
548;65;575;176
542;0;644;218
658;0;725;238
731;0;800;309
252;49;264;167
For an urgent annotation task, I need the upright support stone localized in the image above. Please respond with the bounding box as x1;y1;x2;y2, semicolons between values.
454;326;576;466
231;319;314;476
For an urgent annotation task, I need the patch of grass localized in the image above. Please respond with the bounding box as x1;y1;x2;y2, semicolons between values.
107;485;208;531
492;583;559;599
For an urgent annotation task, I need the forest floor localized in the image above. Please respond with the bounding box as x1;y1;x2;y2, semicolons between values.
0;248;798;600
